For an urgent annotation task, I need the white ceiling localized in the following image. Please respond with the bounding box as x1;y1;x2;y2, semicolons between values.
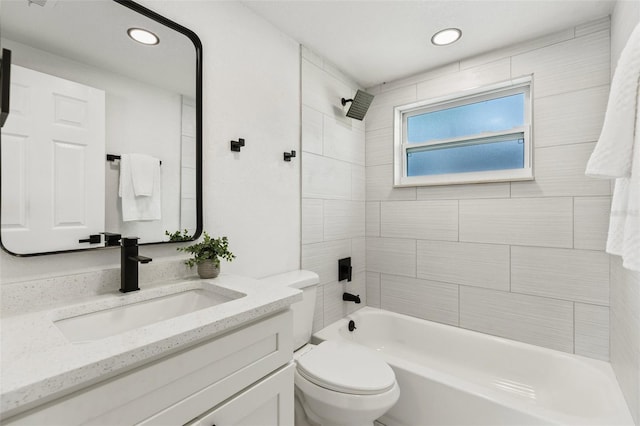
243;0;616;88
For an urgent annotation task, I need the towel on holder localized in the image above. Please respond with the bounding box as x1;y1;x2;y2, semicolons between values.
585;22;640;272
130;153;158;196
118;153;162;222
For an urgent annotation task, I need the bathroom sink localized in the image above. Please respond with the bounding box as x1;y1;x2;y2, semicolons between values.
54;288;243;343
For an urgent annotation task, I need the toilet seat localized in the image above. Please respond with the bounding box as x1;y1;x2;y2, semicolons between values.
295;340;396;395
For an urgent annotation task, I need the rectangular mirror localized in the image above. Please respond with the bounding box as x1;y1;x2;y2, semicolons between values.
0;0;202;255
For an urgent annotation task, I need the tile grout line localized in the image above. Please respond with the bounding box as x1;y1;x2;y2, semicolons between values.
573;301;576;355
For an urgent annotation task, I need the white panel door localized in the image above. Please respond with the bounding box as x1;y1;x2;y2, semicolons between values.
1;65;105;254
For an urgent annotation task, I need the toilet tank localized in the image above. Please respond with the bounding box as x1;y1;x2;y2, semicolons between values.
260;270;319;350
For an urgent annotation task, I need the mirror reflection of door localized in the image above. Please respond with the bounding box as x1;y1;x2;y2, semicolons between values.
1;65;105;253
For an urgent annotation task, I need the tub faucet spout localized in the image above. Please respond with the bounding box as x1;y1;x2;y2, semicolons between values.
343;292;361;304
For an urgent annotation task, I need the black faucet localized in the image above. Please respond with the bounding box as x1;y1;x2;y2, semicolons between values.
342;292;361;304
120;237;152;293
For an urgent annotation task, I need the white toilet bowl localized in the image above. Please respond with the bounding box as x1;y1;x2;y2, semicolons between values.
293;341;400;426
260;271;399;426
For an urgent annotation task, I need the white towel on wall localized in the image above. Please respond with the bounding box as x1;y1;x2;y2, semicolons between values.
118;153;162;222
586;22;640;272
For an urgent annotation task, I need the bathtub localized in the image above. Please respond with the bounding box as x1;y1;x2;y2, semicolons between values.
312;307;633;426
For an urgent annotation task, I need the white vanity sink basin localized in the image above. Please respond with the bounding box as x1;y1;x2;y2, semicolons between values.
54;288;243;343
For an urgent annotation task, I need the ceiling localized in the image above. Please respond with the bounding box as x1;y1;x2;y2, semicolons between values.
243;0;617;88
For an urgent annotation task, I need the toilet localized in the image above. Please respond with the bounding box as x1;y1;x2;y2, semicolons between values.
261;270;399;426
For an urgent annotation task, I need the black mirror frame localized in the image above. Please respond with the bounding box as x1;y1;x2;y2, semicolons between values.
0;0;203;257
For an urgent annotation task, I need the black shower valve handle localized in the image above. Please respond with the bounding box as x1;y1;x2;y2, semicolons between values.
283;150;296;161
338;257;352;282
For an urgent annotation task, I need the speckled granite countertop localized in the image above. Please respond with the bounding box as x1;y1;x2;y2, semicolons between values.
0;274;301;418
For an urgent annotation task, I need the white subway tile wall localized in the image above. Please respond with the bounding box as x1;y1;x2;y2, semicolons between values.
417;241;510;291
381;274;459;326
366;237;417;277
609;2;640;423
365;19;611;359
365;202;381;237
381;200;458;241
534;85;609;148
459;197;574;248
417;182;510;200
573;197;611;250
510;143;611;197
611;257;640;421
366;271;381;308
417;59;511;102
575;302;610;361
301;47;367;332
511;246;609;305
459;286;574;353
366;164;417;201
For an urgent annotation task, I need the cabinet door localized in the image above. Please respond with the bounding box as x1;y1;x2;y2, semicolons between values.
189;363;294;426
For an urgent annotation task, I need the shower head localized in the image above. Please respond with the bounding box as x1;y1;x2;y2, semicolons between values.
341;90;375;121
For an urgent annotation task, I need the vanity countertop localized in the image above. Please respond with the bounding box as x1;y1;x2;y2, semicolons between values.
0;274;301;418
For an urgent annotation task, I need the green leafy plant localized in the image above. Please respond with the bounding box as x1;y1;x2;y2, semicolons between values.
165;229;192;242
176;232;235;268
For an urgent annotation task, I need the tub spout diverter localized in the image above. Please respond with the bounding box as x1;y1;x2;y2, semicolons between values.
343;292;361;304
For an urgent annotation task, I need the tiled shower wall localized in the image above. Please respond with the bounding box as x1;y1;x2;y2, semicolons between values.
300;47;367;332
364;18;612;360
609;1;640;423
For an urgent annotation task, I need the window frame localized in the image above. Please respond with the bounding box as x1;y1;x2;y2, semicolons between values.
393;76;534;187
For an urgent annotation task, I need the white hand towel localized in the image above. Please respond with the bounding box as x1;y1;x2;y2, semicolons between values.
585;22;640;272
119;154;162;222
130;153;159;196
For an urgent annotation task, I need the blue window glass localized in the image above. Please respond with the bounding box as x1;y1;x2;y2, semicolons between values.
407;93;524;144
406;136;525;176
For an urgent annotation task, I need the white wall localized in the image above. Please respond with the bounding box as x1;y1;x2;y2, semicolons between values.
609;1;640;423
365;17;611;360
0;1;300;285
299;47;366;332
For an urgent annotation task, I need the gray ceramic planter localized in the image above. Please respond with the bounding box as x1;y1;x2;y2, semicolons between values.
197;260;220;279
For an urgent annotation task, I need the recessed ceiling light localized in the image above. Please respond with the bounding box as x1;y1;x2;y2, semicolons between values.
127;28;159;45
431;28;462;46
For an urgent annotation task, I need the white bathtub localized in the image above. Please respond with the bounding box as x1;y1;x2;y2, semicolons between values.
312;307;633;426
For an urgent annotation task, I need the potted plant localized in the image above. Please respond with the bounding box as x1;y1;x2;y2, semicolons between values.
175;232;235;279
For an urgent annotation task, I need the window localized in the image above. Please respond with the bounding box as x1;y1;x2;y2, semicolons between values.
393;77;533;186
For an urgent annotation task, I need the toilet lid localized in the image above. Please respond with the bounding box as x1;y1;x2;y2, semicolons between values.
296;340;396;395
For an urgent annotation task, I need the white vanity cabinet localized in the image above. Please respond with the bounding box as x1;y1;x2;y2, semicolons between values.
3;310;294;426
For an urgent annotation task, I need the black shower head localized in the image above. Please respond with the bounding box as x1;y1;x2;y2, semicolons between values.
341;90;375;121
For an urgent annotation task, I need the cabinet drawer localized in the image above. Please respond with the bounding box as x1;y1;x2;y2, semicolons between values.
4;310;293;426
186;363;294;426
